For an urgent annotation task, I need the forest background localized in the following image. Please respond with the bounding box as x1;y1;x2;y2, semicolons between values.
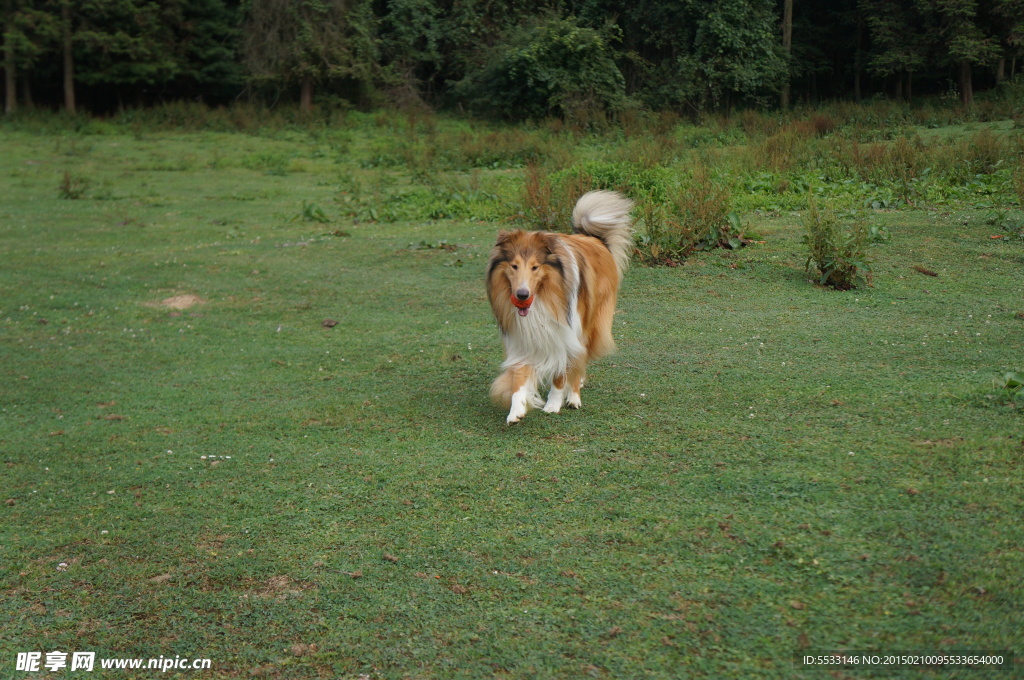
3;0;1024;120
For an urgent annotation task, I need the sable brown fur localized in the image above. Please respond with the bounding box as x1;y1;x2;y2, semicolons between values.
485;191;633;423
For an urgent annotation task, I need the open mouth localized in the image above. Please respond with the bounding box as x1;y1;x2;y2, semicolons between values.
510;294;534;317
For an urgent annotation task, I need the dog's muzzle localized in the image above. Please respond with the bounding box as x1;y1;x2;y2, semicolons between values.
510;292;534;317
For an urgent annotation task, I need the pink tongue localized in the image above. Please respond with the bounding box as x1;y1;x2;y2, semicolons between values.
518;307;529;317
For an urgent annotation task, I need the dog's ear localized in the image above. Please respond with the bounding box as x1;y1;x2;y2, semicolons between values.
488;231;516;277
540;232;559;253
540;233;565;263
494;230;515;246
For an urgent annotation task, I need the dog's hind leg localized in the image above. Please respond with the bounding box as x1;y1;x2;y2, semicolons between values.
543;374;567;413
566;363;586;409
506;365;538;425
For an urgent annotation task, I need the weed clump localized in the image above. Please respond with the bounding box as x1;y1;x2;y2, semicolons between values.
974;372;1024;408
931;128;1010;181
59;171;89;200
810;114;838;136
995;372;1023;402
751;124;823;172
640;164;745;262
803;195;872;290
522;160;745;264
1013;159;1024;208
522;162;591;230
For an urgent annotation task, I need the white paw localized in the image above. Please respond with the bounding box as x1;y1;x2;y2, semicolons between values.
543;387;565;414
529;393;545;409
507;388;530;424
507;401;527;424
507;402;527;424
566;392;582;409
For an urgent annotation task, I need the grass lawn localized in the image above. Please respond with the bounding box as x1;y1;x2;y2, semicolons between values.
1;120;1022;679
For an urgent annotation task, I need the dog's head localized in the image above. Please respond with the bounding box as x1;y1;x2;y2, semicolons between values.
487;230;563;318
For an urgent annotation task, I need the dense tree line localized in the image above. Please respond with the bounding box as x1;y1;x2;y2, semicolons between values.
2;0;1022;118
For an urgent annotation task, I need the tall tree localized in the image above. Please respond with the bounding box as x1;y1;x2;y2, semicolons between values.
919;0;1000;107
989;0;1024;82
60;0;73;113
691;0;787;109
781;0;793;108
378;0;442;101
860;0;927;101
171;0;243;99
1;1;58;110
242;0;378;112
3;0;15;113
72;0;182;105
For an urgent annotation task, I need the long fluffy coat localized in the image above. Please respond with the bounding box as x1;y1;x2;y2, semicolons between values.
486;190;633;424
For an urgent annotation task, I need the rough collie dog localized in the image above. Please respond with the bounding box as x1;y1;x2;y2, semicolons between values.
487;190;633;424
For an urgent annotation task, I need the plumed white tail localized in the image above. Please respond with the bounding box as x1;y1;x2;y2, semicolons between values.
571;190;634;278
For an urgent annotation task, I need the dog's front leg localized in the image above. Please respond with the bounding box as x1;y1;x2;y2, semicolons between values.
543;374;567;413
507;366;538;424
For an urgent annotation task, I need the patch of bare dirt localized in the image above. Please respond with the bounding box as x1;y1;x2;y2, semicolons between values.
146;294;206;310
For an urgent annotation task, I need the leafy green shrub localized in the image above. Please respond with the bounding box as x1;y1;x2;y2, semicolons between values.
867;225;891;244
984;209;1024;241
988;372;1023;406
803;196;872;290
456;17;626;123
297;201;330;223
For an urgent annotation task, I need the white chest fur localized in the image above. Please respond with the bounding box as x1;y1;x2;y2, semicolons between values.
502;297;585;383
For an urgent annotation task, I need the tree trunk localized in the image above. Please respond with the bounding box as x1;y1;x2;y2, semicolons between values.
853;20;863;103
300;74;313;113
3;12;15;114
905;71;912;104
61;0;76;115
894;75;903;101
781;0;793;109
958;60;973;107
21;73;32;108
996;57;1005;84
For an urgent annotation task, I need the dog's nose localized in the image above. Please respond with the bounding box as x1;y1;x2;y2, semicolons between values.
515;289;531;301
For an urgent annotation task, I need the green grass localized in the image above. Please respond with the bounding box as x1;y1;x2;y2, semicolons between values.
1;117;1022;679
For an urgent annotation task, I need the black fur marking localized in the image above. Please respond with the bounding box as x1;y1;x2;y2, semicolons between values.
543;247;575;325
486;252;507;282
544;253;564;275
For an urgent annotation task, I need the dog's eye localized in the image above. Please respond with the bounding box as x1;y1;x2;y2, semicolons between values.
531;266;539;271
510;264;518;270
